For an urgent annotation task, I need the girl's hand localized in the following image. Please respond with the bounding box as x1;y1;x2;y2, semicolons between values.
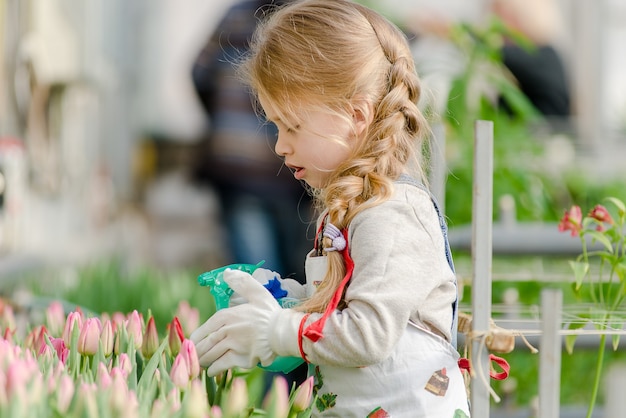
190;269;303;376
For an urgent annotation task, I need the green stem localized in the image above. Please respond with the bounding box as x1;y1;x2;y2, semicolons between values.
586;333;606;418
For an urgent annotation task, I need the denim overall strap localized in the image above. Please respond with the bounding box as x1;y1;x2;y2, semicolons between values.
396;174;459;348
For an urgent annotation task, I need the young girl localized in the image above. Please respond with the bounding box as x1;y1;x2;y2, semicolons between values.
191;0;470;416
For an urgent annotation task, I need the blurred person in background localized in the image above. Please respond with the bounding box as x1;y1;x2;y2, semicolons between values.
190;0;309;386
191;0;312;280
405;0;571;131
492;0;571;129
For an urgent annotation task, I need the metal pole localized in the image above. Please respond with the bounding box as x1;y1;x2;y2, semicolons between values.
470;120;494;417
539;289;562;418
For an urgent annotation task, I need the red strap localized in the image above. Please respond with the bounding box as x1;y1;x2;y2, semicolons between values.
457;354;510;380
297;313;311;362
489;354;510;380
303;228;354;342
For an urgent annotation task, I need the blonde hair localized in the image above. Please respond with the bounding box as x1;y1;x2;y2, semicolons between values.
239;0;430;313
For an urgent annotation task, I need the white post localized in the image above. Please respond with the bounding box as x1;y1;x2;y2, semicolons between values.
470;120;494;417
605;365;626;418
539;289;562;418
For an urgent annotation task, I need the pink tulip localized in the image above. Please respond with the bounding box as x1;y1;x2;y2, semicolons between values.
209;406;223;418
170;354;190;390
109;369;130;411
168;317;184;357
50;337;69;364
141;316;159;359
558;205;583;237
112;312;126;332
100;320;114;356
98;362;112;388
263;376;290;418
45;301;66;337
224;378;248;416
57;374;75;413
117;353;132;378
126;310;143;349
291;376;314;412
77;318;102;356
62;311;83;347
180;339;200;379
175;300;200;337
186;380;209;418
24;325;48;354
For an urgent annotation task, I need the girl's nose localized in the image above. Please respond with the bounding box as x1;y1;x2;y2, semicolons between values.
274;131;291;157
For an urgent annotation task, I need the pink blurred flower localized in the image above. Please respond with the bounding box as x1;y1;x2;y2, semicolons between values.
209;406;223;418
588;204;614;231
168;317;184;357
175;300;200;337
169;354;190;390
126;310;143;349
180;339;200;379
186;380;209;418
57;374;75;414
224;378;248;416
291;376;314;412
62;311;83;347
141;316;159;359
45;301;66;337
263;376;289;418
25;325;49;354
98;362;112;388
558;205;583;237
50;337;69;364
77;318;102;356
100;320;114;356
117;353;132;379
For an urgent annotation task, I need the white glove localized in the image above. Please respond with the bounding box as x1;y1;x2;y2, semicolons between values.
229;268;307;307
191;268;305;376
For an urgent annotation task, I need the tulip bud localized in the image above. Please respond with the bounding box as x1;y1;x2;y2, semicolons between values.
168;317;184;357
45;301;66;337
62;312;83;347
126;310;143;349
185;379;209;418
170;354;190;390
180;339;200;379
141;316;159;359
77;318;101;356
117;353;132;378
263;376;289;418
100;320;114;357
291;376;314;412
98;362;112;388
57;374;75;414
224;378;248;417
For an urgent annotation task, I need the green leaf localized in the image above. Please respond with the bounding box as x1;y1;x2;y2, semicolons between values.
569;261;589;291
585;230;614;253
565;321;588;354
605;196;626;215
137;338;169;395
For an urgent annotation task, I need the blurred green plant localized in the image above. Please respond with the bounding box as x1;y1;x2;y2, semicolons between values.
440;17;567;226
20;259;216;336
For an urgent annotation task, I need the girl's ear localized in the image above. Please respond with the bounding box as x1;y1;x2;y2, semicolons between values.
351;98;374;138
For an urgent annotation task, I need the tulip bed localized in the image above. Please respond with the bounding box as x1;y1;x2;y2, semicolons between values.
0;297;315;418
